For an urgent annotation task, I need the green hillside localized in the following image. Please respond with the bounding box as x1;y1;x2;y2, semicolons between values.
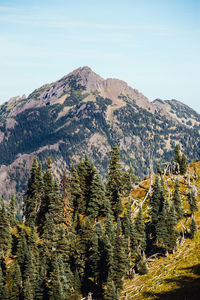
123;161;200;299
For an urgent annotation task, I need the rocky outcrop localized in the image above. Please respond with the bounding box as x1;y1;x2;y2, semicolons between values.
0;67;200;201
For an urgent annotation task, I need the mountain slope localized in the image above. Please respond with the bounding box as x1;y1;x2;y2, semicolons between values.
0;66;200;199
153;99;200;129
123;161;200;299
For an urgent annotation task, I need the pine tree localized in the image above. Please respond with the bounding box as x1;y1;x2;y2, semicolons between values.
0;264;9;300
11;263;22;300
24;157;43;228
187;191;198;216
85;222;113;298
193;166;198;180
190;218;197;239
70;166;83;219
132;207;147;275
16;228;31;278
15;227;37;299
174;145;181;164
42;214;58;249
156;199;169;250
37;157;54;233
58;255;74;299
133;207;146;252
156;163;162;175
23;276;34;300
84;228;99;296
121;164;138;197
87;168;105;219
121;170;132;197
9;194;16;227
180;153;187;175
35;244;49;300
137;258;148;275
47;252;64;300
172;179;183;220
166;205;179;252
0;200;11;254
125;208;135;274
106;146;123;219
104;276;119;300
61;170;73;229
150;175;165;240
98;234;113;294
174;145;181;174
76;156;95;214
105;211;114;243
112;219;127;291
156;200;178;253
51;181;65;224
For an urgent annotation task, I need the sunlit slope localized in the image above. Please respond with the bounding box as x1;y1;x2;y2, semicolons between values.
123;161;200;299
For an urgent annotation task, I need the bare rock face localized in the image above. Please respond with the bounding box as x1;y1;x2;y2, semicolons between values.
101;78;154;111
4;66;154;118
66;66;155;111
65;66;104;91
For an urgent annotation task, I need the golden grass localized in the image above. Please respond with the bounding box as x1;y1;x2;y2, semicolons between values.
122;162;200;299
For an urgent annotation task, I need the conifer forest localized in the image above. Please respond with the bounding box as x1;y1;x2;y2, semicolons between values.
0;145;199;300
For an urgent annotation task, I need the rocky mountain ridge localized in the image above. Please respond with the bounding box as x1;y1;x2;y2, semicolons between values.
0;66;200;199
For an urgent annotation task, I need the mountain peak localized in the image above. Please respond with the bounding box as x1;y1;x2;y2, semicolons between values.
63;66;104;92
5;66;155;117
61;66;154;111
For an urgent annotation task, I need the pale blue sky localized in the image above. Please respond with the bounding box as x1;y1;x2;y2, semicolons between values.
0;0;200;111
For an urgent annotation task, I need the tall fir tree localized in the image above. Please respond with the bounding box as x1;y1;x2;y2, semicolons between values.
106;146;123;219
15;227;37;299
156;200;178;253
87;168;105;219
112;219;127;291
9;194;17;227
70;166;83;219
37;157;53;233
156;163;162;175
76;156;95;215
0;263;9;300
156;199;169;250
132;207;147;275
180;153;187;175
105;210;114;244
190;218;197;239
104;276;119;300
11;262;22;300
47;252;64;300
172;179;183;220
133;207;146;252
61;170;73;229
187;191;198;216
0;200;11;254
150;175;165;240
166;205;179;252
24;157;43;228
174;145;181;164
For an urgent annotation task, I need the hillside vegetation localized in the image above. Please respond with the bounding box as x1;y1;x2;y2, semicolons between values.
123;161;200;299
0;145;199;299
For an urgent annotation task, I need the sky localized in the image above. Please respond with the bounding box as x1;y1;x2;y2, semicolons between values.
0;0;200;111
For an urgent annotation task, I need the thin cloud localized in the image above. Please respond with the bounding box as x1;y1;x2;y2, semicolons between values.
0;9;168;34
0;6;18;12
